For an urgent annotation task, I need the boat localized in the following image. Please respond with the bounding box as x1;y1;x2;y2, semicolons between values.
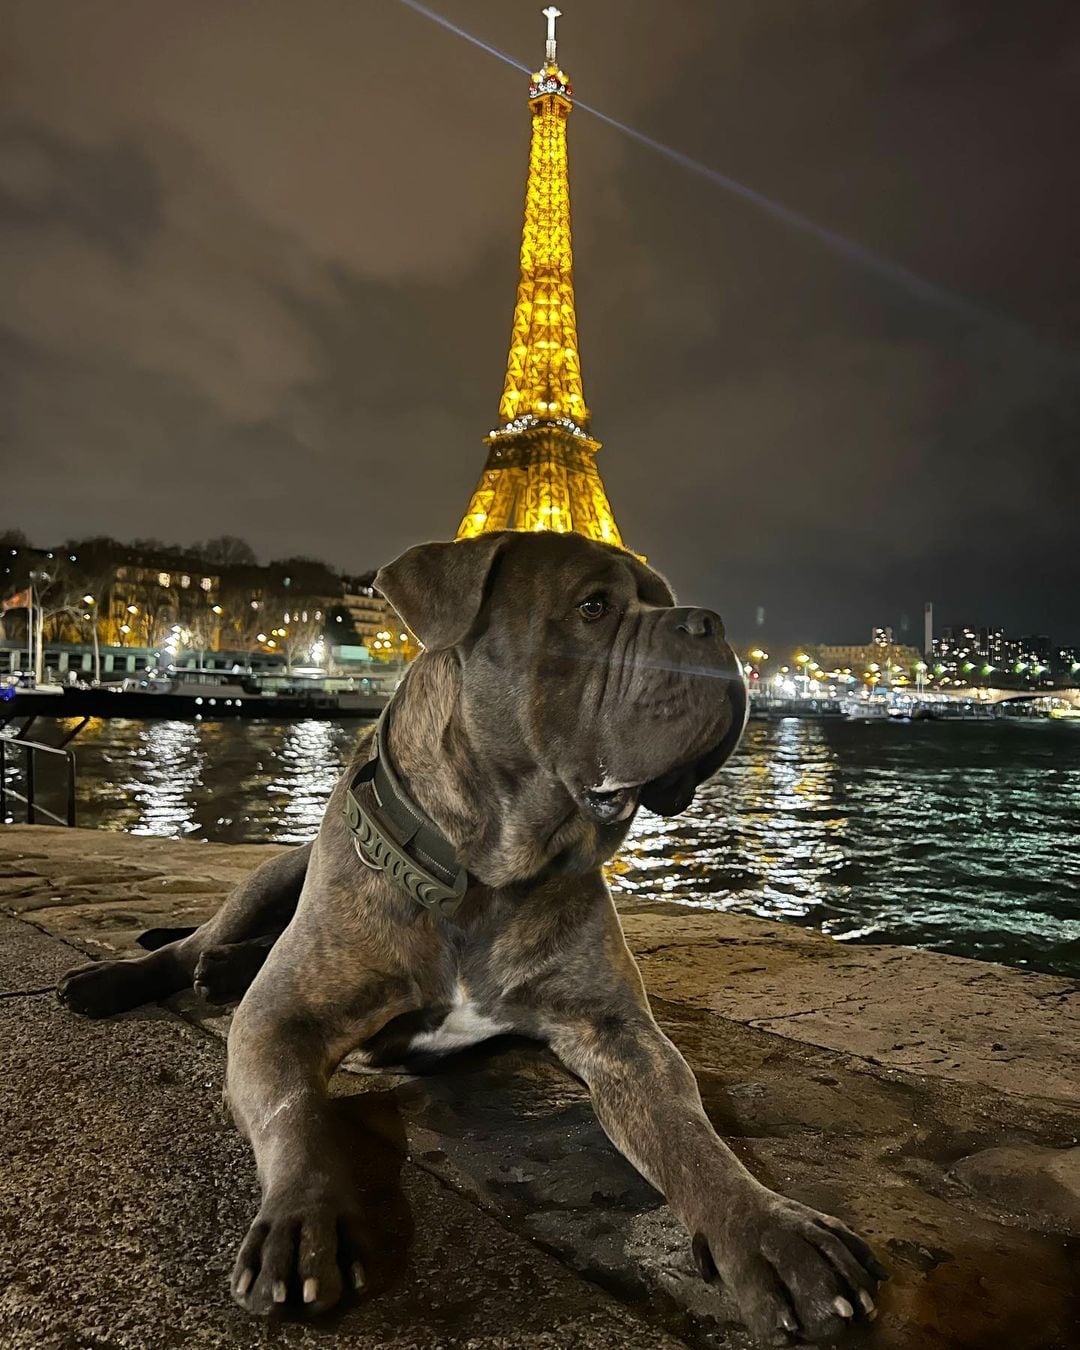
842;697;910;722
5;670;387;722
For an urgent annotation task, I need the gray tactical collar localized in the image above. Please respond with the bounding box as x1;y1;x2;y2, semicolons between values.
343;708;470;917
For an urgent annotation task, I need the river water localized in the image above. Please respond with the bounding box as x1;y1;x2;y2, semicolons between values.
9;716;1080;977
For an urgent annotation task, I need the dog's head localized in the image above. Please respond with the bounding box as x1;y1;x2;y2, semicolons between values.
376;531;746;825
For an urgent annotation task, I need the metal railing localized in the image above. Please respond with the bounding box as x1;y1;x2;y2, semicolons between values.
0;732;77;826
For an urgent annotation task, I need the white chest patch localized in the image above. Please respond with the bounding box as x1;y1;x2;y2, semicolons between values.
407;994;510;1056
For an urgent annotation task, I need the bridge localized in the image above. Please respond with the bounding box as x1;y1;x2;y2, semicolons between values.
953;686;1080;709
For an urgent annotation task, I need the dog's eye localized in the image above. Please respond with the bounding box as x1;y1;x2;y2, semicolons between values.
578;593;609;621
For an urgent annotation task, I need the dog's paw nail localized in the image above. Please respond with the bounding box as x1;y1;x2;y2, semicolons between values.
351;1260;367;1290
235;1268;253;1298
779;1310;799;1334
272;1280;287;1304
303;1277;318;1304
858;1288;875;1315
832;1295;855;1319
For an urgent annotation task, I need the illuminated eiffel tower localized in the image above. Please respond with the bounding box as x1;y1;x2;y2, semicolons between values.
456;7;624;547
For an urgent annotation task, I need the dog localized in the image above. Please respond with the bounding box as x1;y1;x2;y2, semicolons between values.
59;531;886;1345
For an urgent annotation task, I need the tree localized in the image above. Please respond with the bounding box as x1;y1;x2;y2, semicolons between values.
262;597;327;676
71;564;114;685
185;595;223;670
194;535;258;567
26;560;85;683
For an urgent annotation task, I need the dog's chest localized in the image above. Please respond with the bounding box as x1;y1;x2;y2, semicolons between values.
406;985;510;1055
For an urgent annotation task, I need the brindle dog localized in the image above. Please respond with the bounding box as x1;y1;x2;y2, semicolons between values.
59;532;886;1346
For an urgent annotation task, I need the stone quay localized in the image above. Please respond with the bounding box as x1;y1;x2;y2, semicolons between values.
1;825;1077;1349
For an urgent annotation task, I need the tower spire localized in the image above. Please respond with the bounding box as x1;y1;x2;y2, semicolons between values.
456;6;624;547
543;6;560;64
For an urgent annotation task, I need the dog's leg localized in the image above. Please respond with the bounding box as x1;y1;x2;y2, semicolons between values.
545;1003;887;1346
225;936;415;1316
58;842;312;1017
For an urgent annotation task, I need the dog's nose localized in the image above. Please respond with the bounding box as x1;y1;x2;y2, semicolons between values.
674;608;724;640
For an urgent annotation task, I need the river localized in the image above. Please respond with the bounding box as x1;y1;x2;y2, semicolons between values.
8;716;1080;978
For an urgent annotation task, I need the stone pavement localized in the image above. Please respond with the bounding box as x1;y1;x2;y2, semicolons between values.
2;825;1079;1349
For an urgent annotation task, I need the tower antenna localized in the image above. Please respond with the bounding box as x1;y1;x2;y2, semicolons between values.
543;6;560;64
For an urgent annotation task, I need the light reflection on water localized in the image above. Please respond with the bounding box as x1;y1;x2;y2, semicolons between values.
125;721;205;837
42;715;1080;977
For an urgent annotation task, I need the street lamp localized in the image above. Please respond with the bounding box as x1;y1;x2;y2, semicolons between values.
795;652;811;698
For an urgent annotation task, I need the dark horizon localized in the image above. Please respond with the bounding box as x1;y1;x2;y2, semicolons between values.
4;1;1079;646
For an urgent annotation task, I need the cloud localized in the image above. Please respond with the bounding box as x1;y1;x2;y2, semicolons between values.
2;0;1079;644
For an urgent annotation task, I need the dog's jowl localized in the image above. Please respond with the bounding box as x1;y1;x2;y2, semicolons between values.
58;532;886;1346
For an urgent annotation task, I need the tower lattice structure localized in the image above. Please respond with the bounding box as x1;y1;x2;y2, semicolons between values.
456;8;624;547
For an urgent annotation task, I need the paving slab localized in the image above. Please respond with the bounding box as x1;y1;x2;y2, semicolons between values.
0;910;83;993
620;912;1080;1103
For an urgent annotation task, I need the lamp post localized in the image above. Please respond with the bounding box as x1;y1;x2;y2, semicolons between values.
795;652;810;698
747;648;768;700
28;569;50;686
82;595;101;685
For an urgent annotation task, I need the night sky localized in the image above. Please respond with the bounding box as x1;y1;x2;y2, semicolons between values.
3;1;1078;646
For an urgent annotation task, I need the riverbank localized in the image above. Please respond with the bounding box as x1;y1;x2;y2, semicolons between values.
6;682;386;721
2;825;1077;1348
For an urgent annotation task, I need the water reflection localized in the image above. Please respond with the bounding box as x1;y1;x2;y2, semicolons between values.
126;721;204;837
52;715;1080;977
272;721;345;844
611;718;1080;975
611;719;847;924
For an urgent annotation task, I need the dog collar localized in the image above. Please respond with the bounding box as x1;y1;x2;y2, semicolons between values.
343;708;469;917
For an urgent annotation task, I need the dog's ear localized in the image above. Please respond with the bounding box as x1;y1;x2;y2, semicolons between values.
640;673;747;816
375;534;509;651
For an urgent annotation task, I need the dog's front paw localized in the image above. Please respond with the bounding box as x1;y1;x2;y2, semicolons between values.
194;942;263;1006
232;1187;368;1316
692;1186;888;1346
58;958;148;1017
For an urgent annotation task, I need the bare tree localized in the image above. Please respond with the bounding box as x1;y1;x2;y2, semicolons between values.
273;600;327;676
194;535;258;567
28;561;85;683
185;596;222;671
71;565;114;685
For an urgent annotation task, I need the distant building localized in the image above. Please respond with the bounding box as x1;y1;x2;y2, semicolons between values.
341;574;418;662
1019;634;1052;664
930;622;1066;683
0;537;409;673
816;629;922;675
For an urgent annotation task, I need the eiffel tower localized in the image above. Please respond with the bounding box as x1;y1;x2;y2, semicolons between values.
456;7;624;547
